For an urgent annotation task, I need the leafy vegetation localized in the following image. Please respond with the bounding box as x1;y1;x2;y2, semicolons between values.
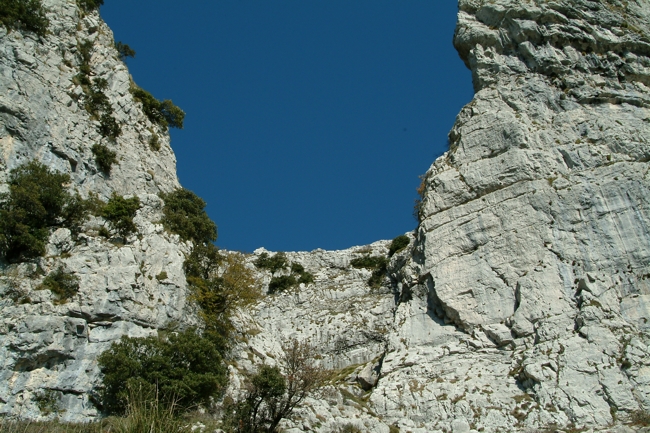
131;86;185;130
0;161;87;263
73;42;122;140
159;188;217;243
187;249;261;337
97;329;227;415
254;252;288;273
115;41;135;61
268;275;297;294
0;0;49;36
222;340;327;433
101;193;140;238
91;143;118;174
351;255;388;288
388;234;410;257
77;0;103;13
38;266;80;304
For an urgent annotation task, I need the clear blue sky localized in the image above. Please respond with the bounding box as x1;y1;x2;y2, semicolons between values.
100;1;474;253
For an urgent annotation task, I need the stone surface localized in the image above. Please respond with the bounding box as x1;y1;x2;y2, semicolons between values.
1;0;650;431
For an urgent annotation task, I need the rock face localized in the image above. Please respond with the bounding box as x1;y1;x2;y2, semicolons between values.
1;0;650;432
0;0;196;421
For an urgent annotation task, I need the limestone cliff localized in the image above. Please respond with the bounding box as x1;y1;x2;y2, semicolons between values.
0;0;196;421
0;0;649;432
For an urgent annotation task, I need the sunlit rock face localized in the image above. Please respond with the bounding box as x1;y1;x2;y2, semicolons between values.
1;0;650;431
375;0;650;431
0;0;196;422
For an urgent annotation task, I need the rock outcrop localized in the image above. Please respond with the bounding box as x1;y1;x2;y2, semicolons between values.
1;0;649;432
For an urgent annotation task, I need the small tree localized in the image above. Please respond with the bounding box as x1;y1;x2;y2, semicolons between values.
98;329;227;415
0;161;85;262
101;193;140;238
131;86;185;130
115;41;136;61
160;188;217;243
223;339;327;432
77;0;103;12
388;234;410;257
39;266;80;304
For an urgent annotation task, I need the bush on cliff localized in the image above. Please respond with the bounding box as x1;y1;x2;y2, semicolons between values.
0;161;87;262
0;0;49;36
101;193;140;238
160;188;217;243
131;86;185;130
97;329;227;415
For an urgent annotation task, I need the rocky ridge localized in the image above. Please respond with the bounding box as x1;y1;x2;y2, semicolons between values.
0;0;649;432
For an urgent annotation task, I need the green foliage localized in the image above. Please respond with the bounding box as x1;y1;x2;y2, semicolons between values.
254;252;288;274
155;271;168;281
388;234;410;257
73;42;121;139
350;255;387;270
101;193;140;238
91;143;118;174
115;41;135;61
259;254;314;294
77;0;103;12
131;86;185;130
159;188;217;243
97;329;227;415
0;0;49;36
0;161;87;263
268;274;297;295
350;255;388;289
39;266;80;303
223;340;326;433
187;249;262;338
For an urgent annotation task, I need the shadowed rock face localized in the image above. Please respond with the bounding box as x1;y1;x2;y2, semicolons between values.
1;0;650;431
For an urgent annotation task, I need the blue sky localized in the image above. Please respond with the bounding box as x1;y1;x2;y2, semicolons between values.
100;1;474;253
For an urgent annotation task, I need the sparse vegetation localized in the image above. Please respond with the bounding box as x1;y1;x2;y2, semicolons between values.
159;188;217;243
101;193;140;238
0;0;49;36
187;250;262;337
268;274;297;294
254;252;288;273
149;133;161;151
91;143;118;174
131;86;185;130
38;266;80;303
0;161;88;263
222;339;327;433
74;42;121;139
351;255;388;288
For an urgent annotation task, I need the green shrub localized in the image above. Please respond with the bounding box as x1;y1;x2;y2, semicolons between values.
91;143;118;174
188;251;261;337
159;189;217;243
268;274;297;294
101;193;140;238
0;0;49;36
98;113;121;139
97;329;227;415
254;252;288;273
77;0;103;12
0;161;86;263
350;255;388;289
115;41;135;61
388;234;410;257
39;266;80;304
350;255;387;270
131;86;185;130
